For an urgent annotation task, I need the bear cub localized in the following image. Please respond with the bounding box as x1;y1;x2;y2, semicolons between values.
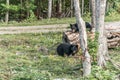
57;43;78;57
70;22;92;32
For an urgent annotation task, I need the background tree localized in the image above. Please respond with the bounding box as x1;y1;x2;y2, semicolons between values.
81;0;84;16
90;0;96;32
5;0;9;23
48;0;52;18
0;0;120;22
73;0;91;76
96;0;108;67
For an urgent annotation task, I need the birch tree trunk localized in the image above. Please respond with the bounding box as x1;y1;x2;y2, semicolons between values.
95;0;100;31
5;0;9;24
48;0;52;18
73;0;91;76
97;0;108;67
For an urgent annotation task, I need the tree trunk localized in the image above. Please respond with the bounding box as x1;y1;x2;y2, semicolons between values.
81;0;84;16
20;0;23;20
70;0;73;17
73;0;91;76
36;0;41;20
58;0;62;14
63;0;66;17
89;0;91;12
97;0;108;67
105;0;109;14
95;0;100;31
48;0;52;18
90;0;96;33
56;0;62;18
26;0;29;18
5;0;9;24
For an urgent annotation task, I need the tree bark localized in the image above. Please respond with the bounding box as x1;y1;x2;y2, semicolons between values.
26;0;30;18
81;0;84;16
58;0;62;14
95;0;100;31
73;0;91;76
70;0;73;17
97;0;108;67
5;0;9;24
48;0;52;18
20;0;22;20
90;0;96;33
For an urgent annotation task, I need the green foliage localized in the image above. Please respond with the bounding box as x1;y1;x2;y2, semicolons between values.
24;0;36;11
89;66;116;80
0;0;120;22
9;4;20;12
80;65;117;80
12;70;52;80
105;13;120;22
106;0;120;16
0;32;119;79
25;10;37;22
0;18;76;27
88;32;99;62
0;33;62;54
0;3;20;12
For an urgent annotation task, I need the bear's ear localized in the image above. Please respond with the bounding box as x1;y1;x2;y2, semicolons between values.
70;24;72;27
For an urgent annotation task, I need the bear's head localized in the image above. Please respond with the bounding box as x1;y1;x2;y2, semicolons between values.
70;23;79;32
70;44;78;54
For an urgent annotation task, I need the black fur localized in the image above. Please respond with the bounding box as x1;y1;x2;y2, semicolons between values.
85;22;92;31
70;22;92;32
70;23;79;32
57;43;78;57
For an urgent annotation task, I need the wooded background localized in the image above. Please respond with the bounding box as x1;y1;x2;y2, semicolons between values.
0;0;120;22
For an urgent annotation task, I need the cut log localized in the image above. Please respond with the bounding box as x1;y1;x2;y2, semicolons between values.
62;23;120;48
63;30;120;49
108;42;120;48
107;37;120;43
62;31;80;49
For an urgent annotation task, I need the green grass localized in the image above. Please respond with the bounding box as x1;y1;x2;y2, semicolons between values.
0;18;76;27
0;32;119;80
0;32;82;80
0;14;120;27
105;14;120;22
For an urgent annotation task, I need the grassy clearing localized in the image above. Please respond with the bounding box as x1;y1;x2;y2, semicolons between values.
0;14;120;27
0;32;119;80
0;33;82;80
0;18;76;27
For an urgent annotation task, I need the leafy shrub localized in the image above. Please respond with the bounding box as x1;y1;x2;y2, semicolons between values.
88;32;99;62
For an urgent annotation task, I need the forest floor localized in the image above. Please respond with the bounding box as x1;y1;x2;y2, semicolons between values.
0;21;120;79
0;21;120;34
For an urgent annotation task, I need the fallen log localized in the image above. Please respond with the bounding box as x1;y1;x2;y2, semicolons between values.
108;42;120;48
62;23;120;48
62;31;80;48
107;37;120;43
63;30;120;49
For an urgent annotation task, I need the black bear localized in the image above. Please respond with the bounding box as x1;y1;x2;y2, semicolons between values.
70;22;92;32
70;23;79;32
85;22;92;31
57;43;78;57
